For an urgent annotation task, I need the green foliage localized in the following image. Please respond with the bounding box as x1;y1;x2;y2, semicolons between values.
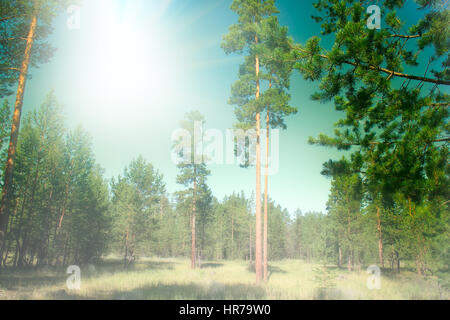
313;265;336;299
0;99;11;185
296;0;449;276
266;200;289;260
0;0;78;97
110;156;165;264
222;0;297;128
207;192;252;260
287;211;337;264
1;91;110;267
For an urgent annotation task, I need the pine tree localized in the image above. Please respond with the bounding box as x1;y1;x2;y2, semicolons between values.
222;0;287;283
0;0;76;250
259;15;297;281
174;111;212;269
111;156;165;267
296;0;449;275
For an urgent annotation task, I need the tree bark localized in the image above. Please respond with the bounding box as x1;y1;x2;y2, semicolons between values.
62;235;69;266
0;7;38;249
124;229;129;267
347;250;353;272
346;205;352;271
0;198;16;265
254;36;262;283
376;206;384;267
395;250;400;274
249;221;252;262
191;172;196;269
58;159;74;229
231;214;234;259
263;105;270;282
416;258;422;276
17;232;28;268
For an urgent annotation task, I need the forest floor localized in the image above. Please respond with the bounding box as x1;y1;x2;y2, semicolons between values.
0;257;447;300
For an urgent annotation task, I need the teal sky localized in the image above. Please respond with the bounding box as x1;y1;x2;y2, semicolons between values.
16;0;434;215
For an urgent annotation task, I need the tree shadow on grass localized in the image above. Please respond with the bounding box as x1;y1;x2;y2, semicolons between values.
142;260;176;271
267;265;287;281
0;273;67;291
323;265;341;271
268;265;287;274
86;259;177;274
0;259;178;291
245;263;287;281
200;263;224;269
52;282;267;300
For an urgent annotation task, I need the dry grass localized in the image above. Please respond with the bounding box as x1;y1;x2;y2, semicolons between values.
0;257;447;300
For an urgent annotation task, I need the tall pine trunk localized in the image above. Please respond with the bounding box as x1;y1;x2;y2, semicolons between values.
249;222;252;262
347;206;352;271
191;172;196;269
0;7;38;249
347;250;353;271
254;37;262;283
58;159;74;229
263;106;269;282
231;214;234;259
376;206;384;267
396;250;400;274
124;229;129;267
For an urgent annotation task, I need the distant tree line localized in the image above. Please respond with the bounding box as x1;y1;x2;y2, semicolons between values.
0;97;447;278
0;96;447;283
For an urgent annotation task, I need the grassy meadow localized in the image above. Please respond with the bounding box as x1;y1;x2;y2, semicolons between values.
0;257;447;300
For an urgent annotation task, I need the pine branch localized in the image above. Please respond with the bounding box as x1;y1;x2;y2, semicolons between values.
294;46;450;86
0;14;27;23
390;34;421;39
0;37;28;42
310;135;449;149
432;138;450;143
430;102;450;108
340;138;449;146
0;16;19;23
0;67;20;72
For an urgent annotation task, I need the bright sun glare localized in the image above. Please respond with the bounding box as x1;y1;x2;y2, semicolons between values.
80;0;175;124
